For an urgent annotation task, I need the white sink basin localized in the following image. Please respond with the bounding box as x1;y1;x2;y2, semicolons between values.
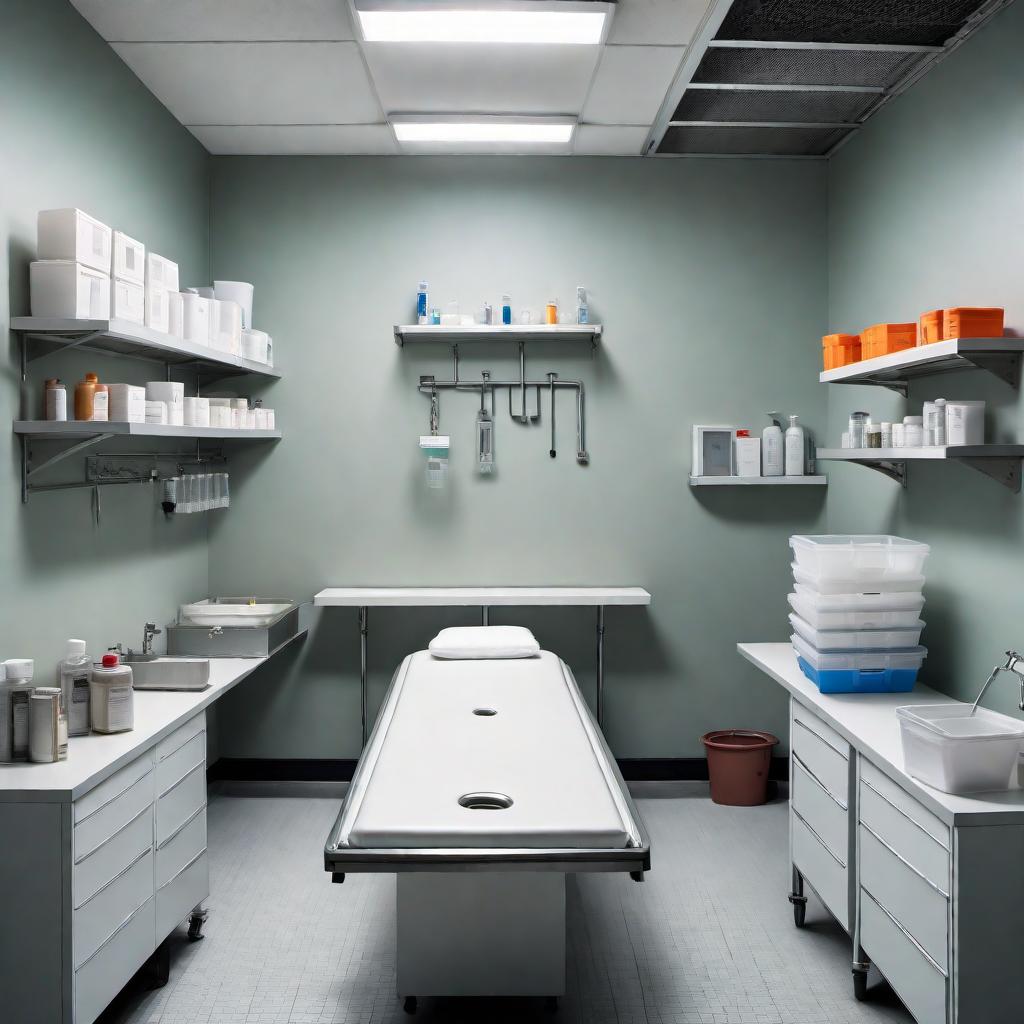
129;657;210;691
180;602;293;628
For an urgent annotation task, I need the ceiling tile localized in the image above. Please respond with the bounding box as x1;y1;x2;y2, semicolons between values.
583;45;682;124
71;0;354;41
574;125;648;155
189;124;397;155
607;0;712;46
363;42;600;116
110;42;380;125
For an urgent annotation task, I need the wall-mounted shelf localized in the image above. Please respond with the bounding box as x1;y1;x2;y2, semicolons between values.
817;446;1024;492
819;338;1023;396
14;421;281;441
689;475;827;487
394;324;601;348
11;318;280;380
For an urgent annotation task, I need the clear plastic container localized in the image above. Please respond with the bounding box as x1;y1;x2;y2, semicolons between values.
792;563;926;596
792;633;926;694
790;613;924;651
790;535;930;581
897;704;1024;794
789;588;925;630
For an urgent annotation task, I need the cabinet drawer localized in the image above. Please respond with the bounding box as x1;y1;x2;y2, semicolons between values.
861;889;947;1024
74;802;153;908
74;754;152;824
156;805;207;889
155;712;205;763
792;709;849;805
73;848;153;970
860;779;949;894
156;761;206;847
155;730;205;796
860;825;948;970
860;758;948;850
792;808;848;929
74;770;153;863
75;896;154;1024
792;755;847;865
156;850;209;941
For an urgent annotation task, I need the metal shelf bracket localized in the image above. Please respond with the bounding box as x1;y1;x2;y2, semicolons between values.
960;457;1022;492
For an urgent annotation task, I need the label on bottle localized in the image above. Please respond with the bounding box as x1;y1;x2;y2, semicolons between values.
66;672;91;737
417;290;428;318
12;690;30;760
106;684;133;732
90;391;108;422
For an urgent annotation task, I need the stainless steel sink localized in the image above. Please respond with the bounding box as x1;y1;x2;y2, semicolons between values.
127;657;210;691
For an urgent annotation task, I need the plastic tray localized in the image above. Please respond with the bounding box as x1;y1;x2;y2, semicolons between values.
789;589;925;630
897;704;1024;793
790;613;924;651
791;563;926;596
790;535;930;582
792;634;926;694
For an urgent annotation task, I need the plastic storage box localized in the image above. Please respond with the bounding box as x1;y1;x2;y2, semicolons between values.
861;322;917;359
37;208;112;274
943;306;1004;341
111;276;144;324
822;333;861;371
790;613;924;651
896;704;1024;793
146;252;179;293
790;587;925;630
792;633;926;694
791;563;926;595
112;230;145;284
790;536;930;582
30;260;110;319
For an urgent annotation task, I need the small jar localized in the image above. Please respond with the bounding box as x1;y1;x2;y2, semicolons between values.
545;299;558;325
866;422;882;448
892;422;905;448
44;379;67;421
903;415;924;447
848;411;869;449
880;422;893;448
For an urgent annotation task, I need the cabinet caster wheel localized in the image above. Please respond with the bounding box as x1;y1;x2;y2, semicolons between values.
853;969;869;1002
187;914;205;942
545;996;559;1012
403;996;417;1014
788;893;807;928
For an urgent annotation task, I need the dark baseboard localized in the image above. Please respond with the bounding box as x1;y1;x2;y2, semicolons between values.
209;756;790;784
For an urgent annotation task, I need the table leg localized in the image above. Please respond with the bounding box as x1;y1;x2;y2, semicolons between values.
359;606;368;746
596;606;605;727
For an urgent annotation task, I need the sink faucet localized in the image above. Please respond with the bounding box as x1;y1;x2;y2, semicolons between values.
142;621;162;657
971;650;1024;715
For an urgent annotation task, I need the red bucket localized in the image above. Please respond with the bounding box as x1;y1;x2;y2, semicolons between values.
701;730;779;806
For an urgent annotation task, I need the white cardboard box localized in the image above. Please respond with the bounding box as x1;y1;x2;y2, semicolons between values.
145;284;170;333
146;252;179;293
111;276;145;325
37;208;112;273
112;230;145;284
107;383;146;423
30;260;110;319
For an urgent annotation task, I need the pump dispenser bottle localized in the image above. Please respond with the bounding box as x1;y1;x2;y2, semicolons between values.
785;415;806;476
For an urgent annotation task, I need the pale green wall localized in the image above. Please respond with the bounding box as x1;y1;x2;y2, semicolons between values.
208;156;829;758
826;1;1024;714
0;2;211;671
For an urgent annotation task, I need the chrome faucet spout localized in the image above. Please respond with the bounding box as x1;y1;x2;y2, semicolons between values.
970;650;1024;715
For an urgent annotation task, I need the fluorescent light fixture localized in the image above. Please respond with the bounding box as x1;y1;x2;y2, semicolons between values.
356;2;610;45
393;119;574;144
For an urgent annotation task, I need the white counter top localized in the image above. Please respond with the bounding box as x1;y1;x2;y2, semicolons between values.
739;642;1024;828
0;657;266;803
314;586;652;607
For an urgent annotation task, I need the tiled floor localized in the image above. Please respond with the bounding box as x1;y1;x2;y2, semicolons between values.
101;785;912;1024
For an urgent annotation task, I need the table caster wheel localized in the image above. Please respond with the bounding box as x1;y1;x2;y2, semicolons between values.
187;914;206;942
853;969;869;1002
403;996;417;1014
545;996;558;1012
788;893;807;928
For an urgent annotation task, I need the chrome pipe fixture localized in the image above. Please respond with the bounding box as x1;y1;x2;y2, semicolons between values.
971;650;1024;715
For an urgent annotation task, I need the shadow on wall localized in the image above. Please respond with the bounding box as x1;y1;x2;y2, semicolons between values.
690;486;827;524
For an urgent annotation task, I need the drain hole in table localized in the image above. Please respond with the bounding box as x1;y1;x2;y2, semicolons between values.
473;708;498;717
459;792;513;810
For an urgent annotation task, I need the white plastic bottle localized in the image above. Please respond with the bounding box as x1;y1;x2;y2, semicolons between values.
3;660;35;761
90;654;134;734
785;415;806;476
59;639;92;737
762;413;784;477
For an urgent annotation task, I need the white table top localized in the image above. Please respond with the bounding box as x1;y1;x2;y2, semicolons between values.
0;656;271;803
314;586;652;607
739;642;1024;827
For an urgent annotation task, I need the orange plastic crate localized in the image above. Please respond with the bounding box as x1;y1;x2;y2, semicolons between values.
861;322;916;359
943;306;1004;340
919;310;943;346
822;333;861;370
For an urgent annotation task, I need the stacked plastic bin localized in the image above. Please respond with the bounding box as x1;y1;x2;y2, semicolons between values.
788;536;930;694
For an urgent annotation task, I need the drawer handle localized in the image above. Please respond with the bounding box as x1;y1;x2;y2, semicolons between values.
861;887;948;979
157;803;207;851
860;823;950;899
74;803;152;865
861;777;950;852
793;717;849;761
76;897;153;972
159;760;205;799
157;727;206;763
157;848;207;893
793;753;848;811
792;807;846;868
75;766;153;826
74;847;150;912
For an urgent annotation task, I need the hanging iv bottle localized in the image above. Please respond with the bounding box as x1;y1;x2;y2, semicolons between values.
477;409;494;474
419;435;450;489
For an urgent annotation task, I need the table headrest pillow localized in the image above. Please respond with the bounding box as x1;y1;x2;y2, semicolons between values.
428;625;540;660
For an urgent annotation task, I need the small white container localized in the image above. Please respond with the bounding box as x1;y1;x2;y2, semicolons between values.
790;535;931;581
59;639;92;737
734;433;761;477
181;293;210;346
145;400;168;425
214;300;242;355
112;230;145;283
791;562;926;596
29;688;67;763
107;383;146;423
30;260;110;319
146;381;184;426
241;328;269;363
145;283;170;332
183;396;210;428
146;252;179;292
168;291;184;338
789;587;925;629
209;405;232;428
896;704;1024;794
90;655;134;734
37;208;111;273
946;401;985;446
892;422;905;448
789;612;924;651
111;276;145;324
254;407;268;430
903;415;923;448
214;280;254;329
265;408;275;429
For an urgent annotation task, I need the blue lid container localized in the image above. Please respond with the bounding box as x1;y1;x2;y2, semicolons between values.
791;633;926;694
